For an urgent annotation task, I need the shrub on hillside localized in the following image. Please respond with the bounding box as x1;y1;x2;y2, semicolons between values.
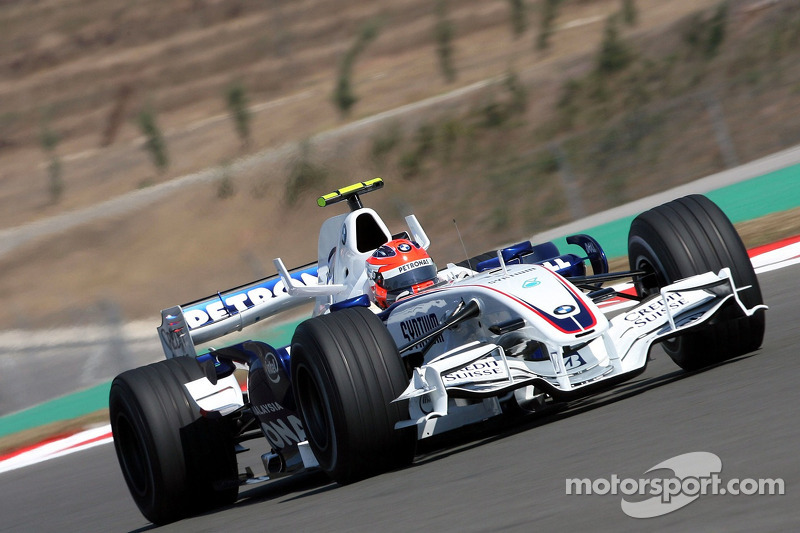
226;80;252;148
285;141;327;205
596;16;633;75
332;19;381;116
39;118;63;204
537;0;561;51
137;105;169;175
435;0;457;83
621;0;637;27
507;0;527;39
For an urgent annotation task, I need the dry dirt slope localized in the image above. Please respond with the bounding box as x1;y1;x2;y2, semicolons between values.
1;0;657;228
0;0;791;329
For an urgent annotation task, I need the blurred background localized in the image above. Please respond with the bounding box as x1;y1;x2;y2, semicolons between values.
1;0;799;426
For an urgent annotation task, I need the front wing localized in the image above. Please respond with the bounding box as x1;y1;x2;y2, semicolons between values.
394;268;766;438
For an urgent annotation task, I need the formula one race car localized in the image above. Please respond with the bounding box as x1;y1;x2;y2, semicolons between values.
109;178;766;524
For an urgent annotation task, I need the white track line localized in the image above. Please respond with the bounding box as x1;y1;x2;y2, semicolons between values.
0;425;112;474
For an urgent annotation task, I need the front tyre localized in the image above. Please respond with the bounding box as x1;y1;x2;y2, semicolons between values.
109;357;238;525
290;306;415;484
627;194;765;370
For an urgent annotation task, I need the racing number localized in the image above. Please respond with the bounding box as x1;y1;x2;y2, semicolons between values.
563;354;587;369
542;258;572;271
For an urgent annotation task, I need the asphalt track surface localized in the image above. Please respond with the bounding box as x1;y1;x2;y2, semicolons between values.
1;266;797;532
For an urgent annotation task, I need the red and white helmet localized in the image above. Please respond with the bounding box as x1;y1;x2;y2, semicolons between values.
366;239;438;309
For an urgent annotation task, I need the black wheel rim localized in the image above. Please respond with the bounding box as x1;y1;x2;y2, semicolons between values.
295;365;331;453
113;411;150;497
633;256;661;298
633;255;682;353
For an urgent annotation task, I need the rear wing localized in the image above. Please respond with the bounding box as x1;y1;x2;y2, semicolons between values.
158;263;320;359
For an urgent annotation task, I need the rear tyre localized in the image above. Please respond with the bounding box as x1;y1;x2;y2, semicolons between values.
290;306;415;484
109;357;238;525
627;194;765;371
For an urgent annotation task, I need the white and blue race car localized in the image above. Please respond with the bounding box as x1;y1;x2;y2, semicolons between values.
109;178;766;524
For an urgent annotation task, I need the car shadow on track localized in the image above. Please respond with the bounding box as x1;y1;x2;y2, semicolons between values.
192;349;759;521
122;471;335;532
234;469;335;507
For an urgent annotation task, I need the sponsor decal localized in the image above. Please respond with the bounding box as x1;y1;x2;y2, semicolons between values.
183;267;318;329
252;402;286;416
161;323;190;354
265;352;281;384
397;242;412;252
523;277;541;288
260;415;306;450
420;394;432;414
388;258;433;277
553;304;576;315
401;313;443;347
486;267;538;284
475;281;598;334
444;359;507;385
624;293;688;327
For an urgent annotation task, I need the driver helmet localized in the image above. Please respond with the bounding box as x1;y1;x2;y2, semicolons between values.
366;239;438;309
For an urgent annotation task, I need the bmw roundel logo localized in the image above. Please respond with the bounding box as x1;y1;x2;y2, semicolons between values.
553;305;575;316
397;242;412;252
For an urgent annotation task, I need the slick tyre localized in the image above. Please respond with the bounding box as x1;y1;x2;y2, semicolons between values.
109;357;238;525
627;194;765;371
290;306;415;484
